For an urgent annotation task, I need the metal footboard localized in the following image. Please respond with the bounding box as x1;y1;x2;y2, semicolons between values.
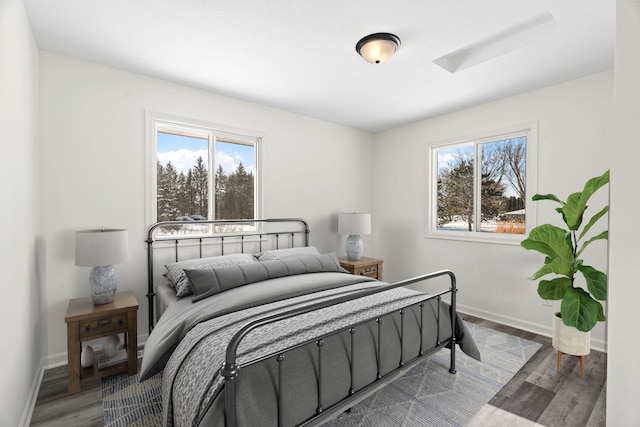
221;269;458;427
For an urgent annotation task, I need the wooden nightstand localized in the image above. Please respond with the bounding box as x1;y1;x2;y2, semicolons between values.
339;257;383;281
64;291;138;394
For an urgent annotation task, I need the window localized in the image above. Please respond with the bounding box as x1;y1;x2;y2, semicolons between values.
146;112;261;236
427;123;537;243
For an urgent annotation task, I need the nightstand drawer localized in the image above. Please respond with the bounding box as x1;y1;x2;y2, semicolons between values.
339;257;383;281
358;266;378;277
79;314;127;339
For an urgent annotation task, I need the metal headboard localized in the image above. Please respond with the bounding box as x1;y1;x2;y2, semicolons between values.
146;218;310;333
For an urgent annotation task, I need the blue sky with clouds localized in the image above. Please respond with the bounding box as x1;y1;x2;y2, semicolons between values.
157;132;255;175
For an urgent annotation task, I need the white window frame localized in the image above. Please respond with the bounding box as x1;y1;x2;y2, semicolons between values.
145;111;263;235
425;122;538;245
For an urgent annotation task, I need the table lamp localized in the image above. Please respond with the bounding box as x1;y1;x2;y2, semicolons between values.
338;213;371;261
75;229;129;305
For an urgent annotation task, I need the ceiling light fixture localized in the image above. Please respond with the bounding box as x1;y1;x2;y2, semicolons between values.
356;32;400;64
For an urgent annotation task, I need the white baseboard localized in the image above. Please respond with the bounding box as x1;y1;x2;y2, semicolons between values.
457;303;607;353
20;333;149;427
18;359;45;427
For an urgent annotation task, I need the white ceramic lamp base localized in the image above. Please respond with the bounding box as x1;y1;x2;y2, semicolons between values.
81;345;94;368
346;234;363;261
103;334;120;358
90;265;118;305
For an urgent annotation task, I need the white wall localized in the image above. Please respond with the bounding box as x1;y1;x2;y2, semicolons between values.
0;0;42;425
38;52;375;364
607;1;640;425
372;71;613;349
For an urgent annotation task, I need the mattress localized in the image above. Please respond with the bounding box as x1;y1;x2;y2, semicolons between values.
155;283;178;320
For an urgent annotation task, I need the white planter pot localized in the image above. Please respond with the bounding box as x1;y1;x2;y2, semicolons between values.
552;313;590;356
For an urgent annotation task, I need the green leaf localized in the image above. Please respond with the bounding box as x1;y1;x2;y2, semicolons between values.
529;263;554;280
579;205;609;241
584;170;610;197
562;171;610;231
577;230;608;258
578;265;608;300
561;287;601;332
562;192;585;230
597;301;606;322
521;224;575;277
537;277;571;300
525;170;610;313
532;193;564;204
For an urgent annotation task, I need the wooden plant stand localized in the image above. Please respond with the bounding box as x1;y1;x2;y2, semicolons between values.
557;351;586;378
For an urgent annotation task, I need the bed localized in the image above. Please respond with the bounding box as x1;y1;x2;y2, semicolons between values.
140;218;480;427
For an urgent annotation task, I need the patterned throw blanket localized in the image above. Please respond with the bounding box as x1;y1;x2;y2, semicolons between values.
162;281;440;427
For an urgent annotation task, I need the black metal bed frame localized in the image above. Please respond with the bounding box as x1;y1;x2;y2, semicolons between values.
146;218;310;333
146;218;458;427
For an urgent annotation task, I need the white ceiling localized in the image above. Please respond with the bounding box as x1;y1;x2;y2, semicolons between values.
23;0;616;133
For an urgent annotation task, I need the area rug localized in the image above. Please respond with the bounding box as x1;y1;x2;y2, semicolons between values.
102;323;541;427
102;353;162;427
326;322;542;426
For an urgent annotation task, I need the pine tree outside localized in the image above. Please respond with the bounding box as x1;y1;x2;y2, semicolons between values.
154;125;257;237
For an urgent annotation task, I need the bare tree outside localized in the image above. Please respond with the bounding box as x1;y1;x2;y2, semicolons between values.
481;137;526;202
436;136;526;234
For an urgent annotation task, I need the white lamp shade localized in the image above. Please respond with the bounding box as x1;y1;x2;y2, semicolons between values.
338;213;371;236
75;229;129;267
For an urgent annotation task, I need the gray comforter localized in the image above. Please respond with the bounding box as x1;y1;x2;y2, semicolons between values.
141;272;480;427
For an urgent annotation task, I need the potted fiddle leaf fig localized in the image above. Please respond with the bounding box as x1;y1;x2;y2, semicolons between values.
521;170;609;355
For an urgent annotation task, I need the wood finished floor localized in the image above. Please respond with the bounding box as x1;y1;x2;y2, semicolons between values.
464;314;606;427
30;314;606;426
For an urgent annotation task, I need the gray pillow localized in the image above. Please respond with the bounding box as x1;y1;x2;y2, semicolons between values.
256;246;320;261
165;253;258;297
186;253;348;302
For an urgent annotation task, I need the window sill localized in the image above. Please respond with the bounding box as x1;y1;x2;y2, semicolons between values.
425;231;525;246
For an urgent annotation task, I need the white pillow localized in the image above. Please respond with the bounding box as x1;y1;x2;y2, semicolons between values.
256;246;320;261
165;253;257;297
